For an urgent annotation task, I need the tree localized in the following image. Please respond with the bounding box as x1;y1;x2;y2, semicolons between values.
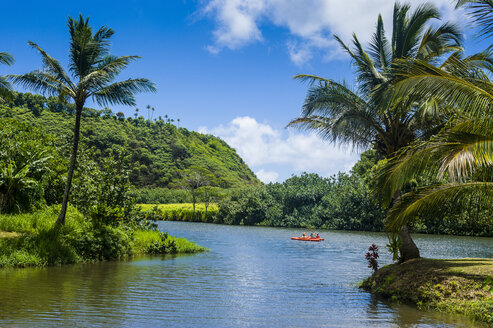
200;186;222;218
0;52;14;102
10;15;156;224
175;167;214;219
288;3;462;261
373;0;493;240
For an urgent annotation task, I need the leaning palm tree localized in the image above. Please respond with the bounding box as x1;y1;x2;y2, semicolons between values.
370;0;493;242
10;15;156;224
288;2;463;261
374;54;493;236
0;52;14;102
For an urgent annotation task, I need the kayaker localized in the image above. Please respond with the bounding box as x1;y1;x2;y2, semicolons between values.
316;233;320;238
302;232;307;238
310;232;315;238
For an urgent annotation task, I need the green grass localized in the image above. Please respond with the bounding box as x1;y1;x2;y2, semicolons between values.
361;258;493;324
0;206;84;233
0;206;207;268
167;235;209;253
138;203;218;223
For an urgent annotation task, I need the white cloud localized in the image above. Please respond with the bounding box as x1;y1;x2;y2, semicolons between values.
255;169;279;183
203;0;265;53
199;0;465;63
199;116;360;182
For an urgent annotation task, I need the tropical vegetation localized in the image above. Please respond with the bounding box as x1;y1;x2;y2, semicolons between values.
10;15;157;224
289;1;493;261
150;152;492;236
0;15;208;268
0;92;260;189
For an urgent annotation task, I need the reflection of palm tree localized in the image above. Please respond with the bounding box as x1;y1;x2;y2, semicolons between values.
10;15;156;224
0;52;14;102
288;3;462;261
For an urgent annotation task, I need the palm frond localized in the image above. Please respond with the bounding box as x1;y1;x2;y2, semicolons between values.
293;74;331;85
8;71;71;97
81;55;140;92
398;2;439;58
0;77;13;102
386;182;493;232
68;14;115;78
0;52;14;66
27;41;74;90
368;15;391;70
91;78;156;106
334;34;385;95
456;0;493;38
393;58;493;118
373;118;493;206
417;23;463;61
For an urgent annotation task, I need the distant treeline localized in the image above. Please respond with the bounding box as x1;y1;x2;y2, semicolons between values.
142;150;492;237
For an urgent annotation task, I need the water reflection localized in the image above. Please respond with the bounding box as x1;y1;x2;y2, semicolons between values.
0;222;490;327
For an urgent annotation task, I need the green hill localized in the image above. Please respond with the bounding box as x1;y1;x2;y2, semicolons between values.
0;92;260;189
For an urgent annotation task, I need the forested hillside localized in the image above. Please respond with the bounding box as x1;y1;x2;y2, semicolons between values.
0;92;260;188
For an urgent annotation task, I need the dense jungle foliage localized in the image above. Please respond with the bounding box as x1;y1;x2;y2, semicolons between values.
143;149;492;236
0;117;206;267
0;92;260;189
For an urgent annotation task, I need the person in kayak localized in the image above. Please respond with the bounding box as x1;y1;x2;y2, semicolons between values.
302;232;307;238
315;233;320;238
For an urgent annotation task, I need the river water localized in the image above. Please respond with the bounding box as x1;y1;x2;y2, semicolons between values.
0;222;491;327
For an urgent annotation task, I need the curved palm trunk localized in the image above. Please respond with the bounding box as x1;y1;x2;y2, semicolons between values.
398;224;420;262
391;191;420;262
56;104;83;225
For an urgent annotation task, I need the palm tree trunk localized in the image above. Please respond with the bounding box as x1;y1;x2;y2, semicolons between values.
398;224;420;262
391;191;420;262
56;105;83;225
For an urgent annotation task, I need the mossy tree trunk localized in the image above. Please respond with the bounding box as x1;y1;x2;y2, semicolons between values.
398;224;420;262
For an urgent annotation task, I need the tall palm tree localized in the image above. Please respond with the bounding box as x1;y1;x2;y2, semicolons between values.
10;15;156;224
0;52;14;102
288;2;463;261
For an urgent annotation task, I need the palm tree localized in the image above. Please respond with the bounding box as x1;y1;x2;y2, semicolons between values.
372;0;493;236
0;52;14;102
367;62;493;262
288;2;463;261
10;15;156;224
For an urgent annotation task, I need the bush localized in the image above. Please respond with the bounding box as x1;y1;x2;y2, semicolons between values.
0;205;206;268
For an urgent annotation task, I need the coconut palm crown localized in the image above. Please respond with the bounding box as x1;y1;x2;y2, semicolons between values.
10;15;156;224
288;2;462;157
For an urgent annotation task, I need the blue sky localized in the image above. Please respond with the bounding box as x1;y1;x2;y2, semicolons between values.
0;1;487;183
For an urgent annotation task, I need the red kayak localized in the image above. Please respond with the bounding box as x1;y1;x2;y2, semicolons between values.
291;237;324;242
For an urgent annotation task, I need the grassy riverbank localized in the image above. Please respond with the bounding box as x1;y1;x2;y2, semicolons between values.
139;203;218;222
361;258;493;324
0;206;207;268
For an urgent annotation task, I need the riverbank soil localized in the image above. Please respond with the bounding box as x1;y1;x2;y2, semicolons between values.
361;258;493;324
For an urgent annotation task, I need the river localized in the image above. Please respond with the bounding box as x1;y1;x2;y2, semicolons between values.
0;222;491;327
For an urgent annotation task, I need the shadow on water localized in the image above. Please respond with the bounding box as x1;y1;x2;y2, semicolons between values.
0;222;490;327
